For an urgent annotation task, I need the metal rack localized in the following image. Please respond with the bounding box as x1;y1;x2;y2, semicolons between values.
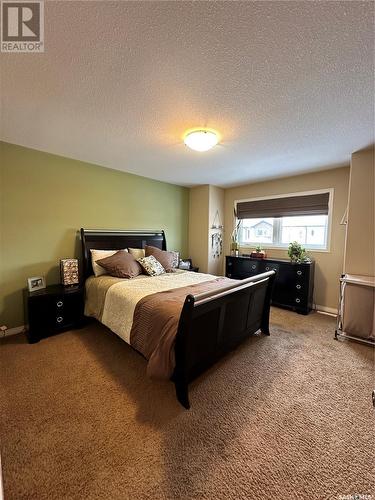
335;274;375;346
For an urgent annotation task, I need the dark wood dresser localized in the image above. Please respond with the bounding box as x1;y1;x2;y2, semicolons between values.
23;284;84;343
226;255;315;314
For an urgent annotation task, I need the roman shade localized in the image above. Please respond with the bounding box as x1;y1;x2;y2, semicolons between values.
236;192;330;219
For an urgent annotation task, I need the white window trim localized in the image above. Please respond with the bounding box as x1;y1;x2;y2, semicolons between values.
234;188;334;253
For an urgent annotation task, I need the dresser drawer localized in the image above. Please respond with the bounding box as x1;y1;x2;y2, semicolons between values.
294;282;306;292
292;295;308;307
226;257;262;278
294;266;310;281
263;263;280;274
272;291;307;309
248;261;262;275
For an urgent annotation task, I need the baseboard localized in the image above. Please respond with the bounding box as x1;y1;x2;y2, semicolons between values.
1;325;25;338
315;304;338;316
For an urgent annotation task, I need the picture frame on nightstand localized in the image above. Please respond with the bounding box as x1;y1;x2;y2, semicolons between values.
27;276;46;292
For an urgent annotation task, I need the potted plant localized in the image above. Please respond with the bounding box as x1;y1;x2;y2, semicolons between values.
250;245;267;259
287;241;311;263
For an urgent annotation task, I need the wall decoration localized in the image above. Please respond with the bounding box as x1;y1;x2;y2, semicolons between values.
211;209;223;230
210;209;223;259
211;232;223;259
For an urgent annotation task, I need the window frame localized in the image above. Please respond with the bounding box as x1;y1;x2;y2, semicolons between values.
234;188;334;253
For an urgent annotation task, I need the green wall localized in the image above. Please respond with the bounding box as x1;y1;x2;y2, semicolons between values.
0;142;189;328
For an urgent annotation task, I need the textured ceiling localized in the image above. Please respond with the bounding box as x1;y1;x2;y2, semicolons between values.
1;1;374;187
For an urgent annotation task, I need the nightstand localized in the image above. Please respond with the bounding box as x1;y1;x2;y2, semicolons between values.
23;284;84;343
190;266;199;273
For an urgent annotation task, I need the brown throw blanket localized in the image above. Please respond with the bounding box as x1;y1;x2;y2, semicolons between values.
130;277;236;379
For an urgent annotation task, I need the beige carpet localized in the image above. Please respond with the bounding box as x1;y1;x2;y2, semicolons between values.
0;308;374;500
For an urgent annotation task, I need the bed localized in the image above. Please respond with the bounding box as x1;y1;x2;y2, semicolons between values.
81;228;276;408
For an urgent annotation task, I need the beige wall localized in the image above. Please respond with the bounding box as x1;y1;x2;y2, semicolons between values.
224;167;350;311
344;147;374;276
189;186;209;272
189;185;225;275
207;186;224;275
0;142;189;328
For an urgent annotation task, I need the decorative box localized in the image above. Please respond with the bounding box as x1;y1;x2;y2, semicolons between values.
60;258;79;286
250;252;267;259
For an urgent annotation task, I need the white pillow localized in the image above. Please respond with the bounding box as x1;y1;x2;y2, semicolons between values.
128;248;145;259
90;249;128;277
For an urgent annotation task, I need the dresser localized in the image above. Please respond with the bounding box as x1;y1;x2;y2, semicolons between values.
226;255;315;314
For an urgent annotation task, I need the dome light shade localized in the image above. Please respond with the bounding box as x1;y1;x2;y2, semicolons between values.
184;129;219;152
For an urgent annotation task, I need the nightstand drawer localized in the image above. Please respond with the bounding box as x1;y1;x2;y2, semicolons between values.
54;298;65;309
50;293;82;323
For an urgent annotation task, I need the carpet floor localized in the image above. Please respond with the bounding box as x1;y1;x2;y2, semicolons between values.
0;308;374;500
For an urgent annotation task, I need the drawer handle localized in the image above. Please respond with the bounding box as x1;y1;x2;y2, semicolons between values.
295;298;301;303
56;300;63;308
251;265;256;270
297;270;302;276
296;284;301;290
228;262;232;266
265;266;270;271
227;273;232;278
56;316;63;323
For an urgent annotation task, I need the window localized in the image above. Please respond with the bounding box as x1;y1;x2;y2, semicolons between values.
236;190;332;250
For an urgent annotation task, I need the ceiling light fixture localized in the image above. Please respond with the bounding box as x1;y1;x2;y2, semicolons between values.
183;129;219;152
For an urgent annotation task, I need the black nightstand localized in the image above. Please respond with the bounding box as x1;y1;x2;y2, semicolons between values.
23;284;84;343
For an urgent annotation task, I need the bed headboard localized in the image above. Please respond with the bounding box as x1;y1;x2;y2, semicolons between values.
80;228;166;279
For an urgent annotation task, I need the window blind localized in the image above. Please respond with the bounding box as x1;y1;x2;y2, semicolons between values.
236;192;330;219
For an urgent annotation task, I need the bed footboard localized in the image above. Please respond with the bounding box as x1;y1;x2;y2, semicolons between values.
172;270;276;409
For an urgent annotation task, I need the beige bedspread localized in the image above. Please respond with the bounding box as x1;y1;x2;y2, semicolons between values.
85;270;219;342
84;271;237;379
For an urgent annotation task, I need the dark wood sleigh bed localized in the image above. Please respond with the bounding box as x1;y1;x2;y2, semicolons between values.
81;228;276;409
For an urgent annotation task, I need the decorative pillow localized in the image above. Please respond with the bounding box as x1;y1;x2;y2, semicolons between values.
96;250;142;279
137;255;165;276
145;245;179;272
90;249;128;277
128;248;145;259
